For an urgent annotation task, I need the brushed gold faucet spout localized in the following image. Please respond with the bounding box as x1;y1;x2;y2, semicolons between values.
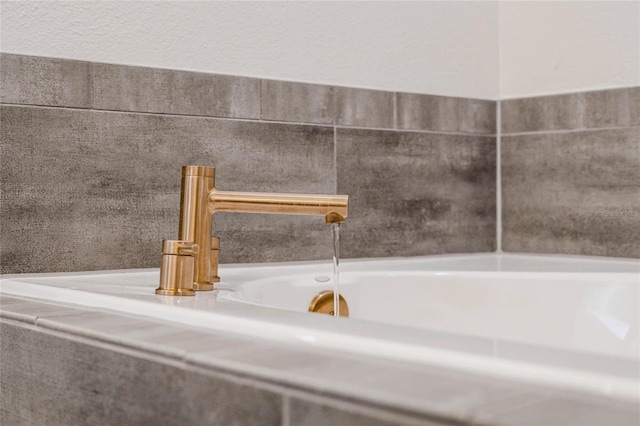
209;190;348;222
156;165;349;296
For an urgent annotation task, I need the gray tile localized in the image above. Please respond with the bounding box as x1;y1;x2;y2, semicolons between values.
0;300;81;324
583;88;630;129
289;398;445;426
629;87;640;127
0;320;189;426
38;310;261;357
183;367;282;426
501;93;583;134
1;105;335;274
92;63;261;118
336;128;496;259
261;80;334;124
335;87;394;128
479;394;640;426
0;295;29;306
503;88;636;134
495;340;639;380
0;305;38;323
34;311;184;356
397;93;496;134
1;320;283;426
192;339;525;422
502;128;640;257
466;392;548;424
0;53;91;108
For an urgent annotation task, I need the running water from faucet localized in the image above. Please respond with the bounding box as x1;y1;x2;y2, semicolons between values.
331;223;340;317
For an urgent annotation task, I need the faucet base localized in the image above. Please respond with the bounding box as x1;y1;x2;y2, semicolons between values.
193;282;214;291
155;288;196;296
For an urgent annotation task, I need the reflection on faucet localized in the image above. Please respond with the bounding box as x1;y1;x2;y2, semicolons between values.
156;166;349;296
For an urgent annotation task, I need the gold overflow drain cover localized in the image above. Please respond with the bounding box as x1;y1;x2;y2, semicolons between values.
308;291;349;317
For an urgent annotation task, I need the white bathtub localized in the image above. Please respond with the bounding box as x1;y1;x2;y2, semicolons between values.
2;253;639;403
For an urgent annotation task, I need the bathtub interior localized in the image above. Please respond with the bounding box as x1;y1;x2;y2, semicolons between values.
219;270;639;359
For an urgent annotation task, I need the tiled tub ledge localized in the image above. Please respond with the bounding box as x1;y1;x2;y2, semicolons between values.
4;300;636;426
2;255;639;426
1;298;464;426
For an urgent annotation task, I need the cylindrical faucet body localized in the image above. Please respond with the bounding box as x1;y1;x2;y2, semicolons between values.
178;166;217;290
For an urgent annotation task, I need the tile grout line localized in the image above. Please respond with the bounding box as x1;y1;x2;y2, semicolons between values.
0;102;497;137
89;62;95;109
393;92;398;129
259;79;264;120
281;395;290;426
496;100;502;253
497;0;502;255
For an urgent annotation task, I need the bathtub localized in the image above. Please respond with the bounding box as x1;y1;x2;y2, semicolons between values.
2;253;639;404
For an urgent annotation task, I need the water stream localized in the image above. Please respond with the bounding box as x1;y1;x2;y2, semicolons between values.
331;223;340;317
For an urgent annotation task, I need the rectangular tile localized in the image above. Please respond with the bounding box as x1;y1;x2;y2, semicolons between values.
1;105;335;274
495;339;638;380
583;88;630;129
92;63;260;118
0;53;91;108
630;86;640;127
0;301;80;324
0;295;29;306
465;393;548;425
336;129;496;259
502;128;640;257
183;367;282;426
190;338;525;423
501;93;583;134
261;80;334;124
397;93;496;134
0;320;189;425
1;320;283;426
289;397;444;426
37;311;259;358
478;394;639;426
0;305;39;324
335;87;394;128
502;88;634;134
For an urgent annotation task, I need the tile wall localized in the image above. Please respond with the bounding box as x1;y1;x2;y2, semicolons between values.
501;88;640;258
0;54;497;274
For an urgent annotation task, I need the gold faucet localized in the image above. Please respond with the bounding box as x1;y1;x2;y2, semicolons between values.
156;165;349;296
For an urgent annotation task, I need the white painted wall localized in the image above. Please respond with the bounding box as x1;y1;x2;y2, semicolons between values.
0;1;500;99
2;1;638;100
500;1;640;99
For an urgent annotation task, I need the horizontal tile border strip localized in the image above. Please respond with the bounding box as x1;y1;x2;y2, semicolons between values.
501;86;640;135
0;53;496;135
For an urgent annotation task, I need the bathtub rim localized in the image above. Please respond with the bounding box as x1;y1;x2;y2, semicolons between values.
1;253;639;405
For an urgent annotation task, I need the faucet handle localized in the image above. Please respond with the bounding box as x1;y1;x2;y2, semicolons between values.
156;240;199;296
177;242;199;256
